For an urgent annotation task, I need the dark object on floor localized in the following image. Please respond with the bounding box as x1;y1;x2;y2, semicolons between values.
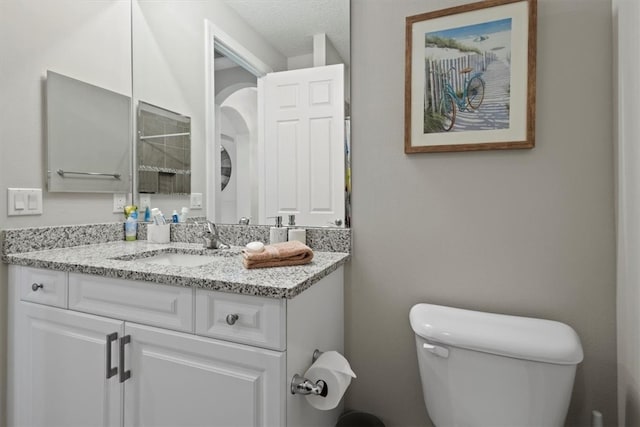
336;410;385;427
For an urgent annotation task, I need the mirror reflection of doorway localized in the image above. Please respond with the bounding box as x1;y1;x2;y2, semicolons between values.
215;48;258;224
210;30;346;227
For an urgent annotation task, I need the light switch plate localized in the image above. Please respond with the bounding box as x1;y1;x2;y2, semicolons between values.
113;193;127;213
139;194;151;211
8;188;43;216
190;193;203;209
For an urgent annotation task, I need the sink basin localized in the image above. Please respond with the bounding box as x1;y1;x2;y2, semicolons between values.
137;253;218;267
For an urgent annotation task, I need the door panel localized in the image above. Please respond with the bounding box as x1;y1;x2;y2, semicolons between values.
15;302;123;427
264;64;345;226
124;322;284;427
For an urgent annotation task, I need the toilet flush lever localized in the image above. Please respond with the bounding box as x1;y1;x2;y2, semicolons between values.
423;342;449;358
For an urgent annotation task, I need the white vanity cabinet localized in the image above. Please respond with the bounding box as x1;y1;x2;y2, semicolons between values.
7;264;344;427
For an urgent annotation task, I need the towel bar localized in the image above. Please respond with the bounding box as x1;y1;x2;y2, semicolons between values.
56;169;121;179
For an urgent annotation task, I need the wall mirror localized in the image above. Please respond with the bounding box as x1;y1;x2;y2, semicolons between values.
137;101;191;195
46;70;132;193
132;0;350;227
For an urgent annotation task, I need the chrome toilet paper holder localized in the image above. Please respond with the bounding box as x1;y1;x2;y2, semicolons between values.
291;374;328;397
290;349;328;396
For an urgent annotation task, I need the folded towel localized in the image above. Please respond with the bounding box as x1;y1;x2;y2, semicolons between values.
242;240;314;269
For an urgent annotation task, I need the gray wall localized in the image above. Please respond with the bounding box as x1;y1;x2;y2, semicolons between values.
0;2;131;425
346;0;616;426
613;0;640;425
0;0;132;229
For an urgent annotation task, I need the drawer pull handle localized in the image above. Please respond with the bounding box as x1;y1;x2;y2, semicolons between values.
106;332;118;379
31;283;44;291
226;314;239;325
119;335;131;383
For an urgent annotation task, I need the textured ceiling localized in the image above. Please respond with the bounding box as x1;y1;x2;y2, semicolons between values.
223;0;350;66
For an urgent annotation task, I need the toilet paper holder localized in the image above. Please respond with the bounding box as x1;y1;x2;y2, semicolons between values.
291;374;328;397
290;349;328;397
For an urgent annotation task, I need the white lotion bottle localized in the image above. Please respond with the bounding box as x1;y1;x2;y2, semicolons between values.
269;216;287;244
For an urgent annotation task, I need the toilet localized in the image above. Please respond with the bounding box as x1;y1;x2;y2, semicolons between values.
409;303;583;427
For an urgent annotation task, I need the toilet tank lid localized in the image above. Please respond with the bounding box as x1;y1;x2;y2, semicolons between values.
409;303;584;365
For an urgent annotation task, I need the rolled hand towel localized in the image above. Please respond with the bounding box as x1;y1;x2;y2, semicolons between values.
242;240;314;269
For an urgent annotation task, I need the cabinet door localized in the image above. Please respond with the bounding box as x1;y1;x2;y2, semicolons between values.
13;302;123;427
123;323;285;427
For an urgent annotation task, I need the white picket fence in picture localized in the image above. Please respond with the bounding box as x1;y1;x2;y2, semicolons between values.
425;51;497;112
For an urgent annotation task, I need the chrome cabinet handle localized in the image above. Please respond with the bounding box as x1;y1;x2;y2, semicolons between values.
226;314;239;325
31;283;43;291
106;332;118;379
119;335;131;383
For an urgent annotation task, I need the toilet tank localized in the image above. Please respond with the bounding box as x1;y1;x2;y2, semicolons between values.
409;304;583;427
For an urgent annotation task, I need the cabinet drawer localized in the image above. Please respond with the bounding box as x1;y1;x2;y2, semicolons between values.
19;266;67;308
68;273;194;332
195;289;286;351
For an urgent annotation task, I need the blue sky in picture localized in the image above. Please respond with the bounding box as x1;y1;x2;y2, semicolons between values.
427;18;512;39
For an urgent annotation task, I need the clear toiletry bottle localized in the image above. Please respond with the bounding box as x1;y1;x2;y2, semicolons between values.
125;210;138;241
179;207;189;223
269;216;287;244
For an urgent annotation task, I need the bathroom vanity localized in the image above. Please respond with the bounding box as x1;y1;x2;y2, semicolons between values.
5;239;349;427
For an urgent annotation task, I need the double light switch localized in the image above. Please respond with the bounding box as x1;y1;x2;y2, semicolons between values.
8;188;43;216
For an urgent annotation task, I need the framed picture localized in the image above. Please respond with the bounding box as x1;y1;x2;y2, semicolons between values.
405;0;537;153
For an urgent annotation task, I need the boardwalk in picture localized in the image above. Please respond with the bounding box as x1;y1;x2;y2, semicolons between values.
453;59;511;132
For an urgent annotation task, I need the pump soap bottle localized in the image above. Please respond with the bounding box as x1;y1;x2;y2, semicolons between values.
286;214;306;244
269;216;287;244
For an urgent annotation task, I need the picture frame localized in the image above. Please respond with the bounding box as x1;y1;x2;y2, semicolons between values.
404;0;537;153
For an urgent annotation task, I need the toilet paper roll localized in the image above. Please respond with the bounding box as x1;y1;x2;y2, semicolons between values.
304;351;356;410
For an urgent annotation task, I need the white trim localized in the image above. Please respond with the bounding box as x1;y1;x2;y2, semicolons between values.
257;77;266;224
204;19;273;221
205;21;216;220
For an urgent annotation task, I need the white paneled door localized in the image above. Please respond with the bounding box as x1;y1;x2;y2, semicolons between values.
263;64;345;227
123;322;284;427
14;303;123;427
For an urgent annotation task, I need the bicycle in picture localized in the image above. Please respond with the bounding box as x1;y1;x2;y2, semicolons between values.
433;66;485;132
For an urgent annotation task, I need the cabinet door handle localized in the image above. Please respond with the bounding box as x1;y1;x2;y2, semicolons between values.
119;335;131;383
31;283;43;291
106;332;118;379
226;314;239;325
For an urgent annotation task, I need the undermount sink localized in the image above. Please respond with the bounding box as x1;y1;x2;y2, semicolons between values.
137;253;218;267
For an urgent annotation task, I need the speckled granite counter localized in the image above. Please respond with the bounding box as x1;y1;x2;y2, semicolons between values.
4;241;349;299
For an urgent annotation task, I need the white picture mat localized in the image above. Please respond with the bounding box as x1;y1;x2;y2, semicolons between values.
410;1;529;147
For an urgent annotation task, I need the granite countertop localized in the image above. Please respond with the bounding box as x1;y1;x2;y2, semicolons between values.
4;241;350;299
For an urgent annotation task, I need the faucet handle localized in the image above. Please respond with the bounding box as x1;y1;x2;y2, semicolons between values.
205;220;218;235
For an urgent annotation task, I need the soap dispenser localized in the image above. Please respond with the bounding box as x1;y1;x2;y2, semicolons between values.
269;216;287;244
286;214;306;244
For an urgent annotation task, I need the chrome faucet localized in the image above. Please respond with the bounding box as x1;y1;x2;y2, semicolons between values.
201;221;230;249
